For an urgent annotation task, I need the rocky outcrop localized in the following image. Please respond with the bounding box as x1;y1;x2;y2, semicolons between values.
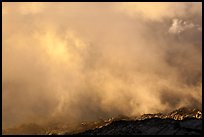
73;107;202;135
3;107;202;135
74;117;202;135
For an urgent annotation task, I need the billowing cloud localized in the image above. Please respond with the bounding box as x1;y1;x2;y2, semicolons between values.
114;2;202;21
168;18;201;34
2;2;202;129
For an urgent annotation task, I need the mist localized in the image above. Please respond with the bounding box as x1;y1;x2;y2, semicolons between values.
2;2;202;129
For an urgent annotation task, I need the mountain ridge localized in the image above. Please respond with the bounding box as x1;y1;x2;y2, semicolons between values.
3;107;202;135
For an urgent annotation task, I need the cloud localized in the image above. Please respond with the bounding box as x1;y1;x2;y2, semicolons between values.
3;2;46;15
168;18;201;34
2;2;202;129
114;2;202;21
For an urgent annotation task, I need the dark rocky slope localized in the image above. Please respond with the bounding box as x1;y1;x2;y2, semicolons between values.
2;107;202;135
74;117;202;135
72;107;202;135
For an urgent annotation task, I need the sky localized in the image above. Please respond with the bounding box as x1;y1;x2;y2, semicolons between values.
2;2;202;129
